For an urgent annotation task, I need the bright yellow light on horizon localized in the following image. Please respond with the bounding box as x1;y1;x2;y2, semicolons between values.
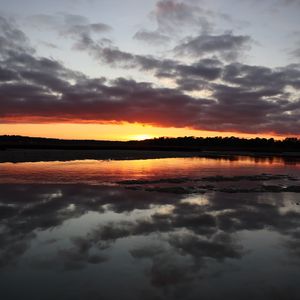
129;134;154;141
0;123;292;140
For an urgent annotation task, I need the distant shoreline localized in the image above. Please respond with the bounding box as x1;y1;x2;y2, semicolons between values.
1;148;300;163
1;135;300;163
0;148;201;163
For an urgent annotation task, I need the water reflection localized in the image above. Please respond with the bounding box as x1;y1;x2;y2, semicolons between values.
1;156;300;184
1;183;300;300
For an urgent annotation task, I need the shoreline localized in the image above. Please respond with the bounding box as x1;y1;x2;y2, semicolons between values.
1;148;300;163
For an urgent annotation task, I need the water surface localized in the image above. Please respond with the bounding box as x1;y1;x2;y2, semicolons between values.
1;156;300;300
1;156;298;184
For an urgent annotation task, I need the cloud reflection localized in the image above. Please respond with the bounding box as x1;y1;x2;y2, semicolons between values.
0;183;300;299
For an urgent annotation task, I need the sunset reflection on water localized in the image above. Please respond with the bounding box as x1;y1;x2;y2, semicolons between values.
1;155;300;300
0;156;299;184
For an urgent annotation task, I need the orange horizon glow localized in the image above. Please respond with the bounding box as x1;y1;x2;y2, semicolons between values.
0;122;297;141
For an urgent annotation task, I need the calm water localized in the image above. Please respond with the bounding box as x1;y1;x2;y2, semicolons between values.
1;156;300;300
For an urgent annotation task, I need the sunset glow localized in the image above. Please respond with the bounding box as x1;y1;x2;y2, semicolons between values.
129;134;154;141
1;0;300;139
0;123;289;141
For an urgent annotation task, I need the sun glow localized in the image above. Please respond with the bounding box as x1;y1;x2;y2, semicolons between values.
0;123;288;141
130;134;154;141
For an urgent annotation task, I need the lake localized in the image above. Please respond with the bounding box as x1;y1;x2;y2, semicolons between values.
1;156;300;300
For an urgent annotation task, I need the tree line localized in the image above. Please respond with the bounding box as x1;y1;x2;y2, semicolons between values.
1;135;300;152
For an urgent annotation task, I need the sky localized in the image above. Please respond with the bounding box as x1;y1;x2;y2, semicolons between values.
0;0;300;140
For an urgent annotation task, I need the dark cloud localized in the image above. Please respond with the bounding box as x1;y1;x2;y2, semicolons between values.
0;66;18;82
0;16;33;56
133;29;170;45
175;58;223;81
1;15;300;135
81;38;223;84
174;33;252;61
223;63;286;88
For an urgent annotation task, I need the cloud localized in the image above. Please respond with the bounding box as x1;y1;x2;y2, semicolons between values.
1;15;300;135
0;16;33;56
153;0;213;34
175;58;223;82
133;0;248;49
132;0;221;50
168;232;242;261
60;14;112;49
0;66;18;82
174;33;252;61
79;38;223;90
28;13;112;33
133;29;170;45
27;13;112;50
